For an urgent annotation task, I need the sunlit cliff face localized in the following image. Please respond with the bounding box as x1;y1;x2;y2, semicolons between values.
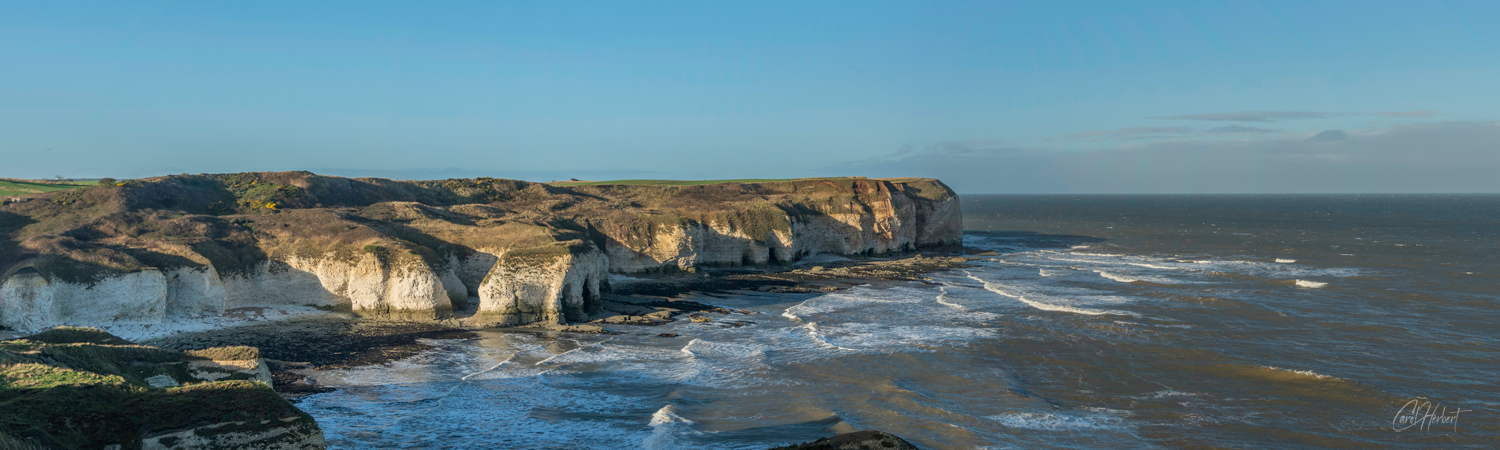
0;173;960;331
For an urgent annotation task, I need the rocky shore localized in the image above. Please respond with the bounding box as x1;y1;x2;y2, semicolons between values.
144;253;976;402
0;327;325;449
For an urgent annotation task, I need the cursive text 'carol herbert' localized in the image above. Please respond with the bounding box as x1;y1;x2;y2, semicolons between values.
1392;398;1469;432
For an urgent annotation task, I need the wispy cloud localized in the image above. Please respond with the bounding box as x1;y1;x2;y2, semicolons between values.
850;121;1500;193
1355;110;1438;118
897;139;1012;156
1153;111;1328;122
1059;125;1272;141
1205;125;1276;134
1060;127;1190;141
1305;130;1348;142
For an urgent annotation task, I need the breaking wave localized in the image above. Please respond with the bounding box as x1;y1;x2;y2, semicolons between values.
1295;280;1328;288
1095;271;1138;283
963;270;1133;316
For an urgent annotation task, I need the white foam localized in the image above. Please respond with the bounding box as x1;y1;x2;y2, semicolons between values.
782;298;813;321
934;287;967;311
986;411;1126;430
1044;255;1185;271
1275;259;1296;263
1294;280;1327;288
536;338;616;366
800;322;856;351
963;270;1134;317
1262;366;1338;380
460;354;516;381
1095;271;1138;283
1209;259;1362;278
643;405;699;450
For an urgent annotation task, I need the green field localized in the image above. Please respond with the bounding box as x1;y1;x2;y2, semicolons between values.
0;179;94;197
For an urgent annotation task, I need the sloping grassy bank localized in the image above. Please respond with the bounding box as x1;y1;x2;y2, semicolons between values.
0;180;93;198
0;327;322;449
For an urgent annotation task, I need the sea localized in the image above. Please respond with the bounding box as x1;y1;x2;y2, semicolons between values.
295;194;1499;449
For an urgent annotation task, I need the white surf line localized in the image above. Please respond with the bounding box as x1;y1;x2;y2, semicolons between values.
1045;255;1185;271
1093;270;1139;283
393;344;548;427
782;298;813;321
459;352;524;381
801;322;856;351
534;337;617;366
981;258;1039;267
961;270;1134;317
935;286;967;311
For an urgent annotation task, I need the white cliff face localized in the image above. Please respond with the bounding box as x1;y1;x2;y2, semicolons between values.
601;189;960;274
1;252;465;332
54;269;168;325
1;271;54;332
0;269;167;332
452;250;502;297
223;254;453;319
476;249;608;326
165;266;227;315
221;259;341;309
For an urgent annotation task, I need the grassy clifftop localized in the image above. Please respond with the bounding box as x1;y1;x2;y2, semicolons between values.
0;327;319;449
0;180;93;198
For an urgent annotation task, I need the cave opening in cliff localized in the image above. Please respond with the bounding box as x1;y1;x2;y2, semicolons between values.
766;249;780;266
580;276;598;315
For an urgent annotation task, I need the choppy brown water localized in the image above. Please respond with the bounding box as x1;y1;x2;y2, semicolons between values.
297;194;1499;449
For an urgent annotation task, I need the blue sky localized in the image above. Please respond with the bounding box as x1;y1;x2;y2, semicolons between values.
3;1;1497;193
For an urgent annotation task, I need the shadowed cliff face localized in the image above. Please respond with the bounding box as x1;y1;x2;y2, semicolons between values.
0;172;960;331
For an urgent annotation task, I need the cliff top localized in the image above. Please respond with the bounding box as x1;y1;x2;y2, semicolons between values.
0;179;94;198
0;327;316;449
546;176;940;187
0;171;956;283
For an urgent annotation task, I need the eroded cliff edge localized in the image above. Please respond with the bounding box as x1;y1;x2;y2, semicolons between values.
0;173;960;332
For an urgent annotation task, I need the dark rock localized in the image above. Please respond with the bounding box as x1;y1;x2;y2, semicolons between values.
768;430;919;450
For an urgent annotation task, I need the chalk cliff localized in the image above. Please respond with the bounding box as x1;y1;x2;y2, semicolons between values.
0;173;959;332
